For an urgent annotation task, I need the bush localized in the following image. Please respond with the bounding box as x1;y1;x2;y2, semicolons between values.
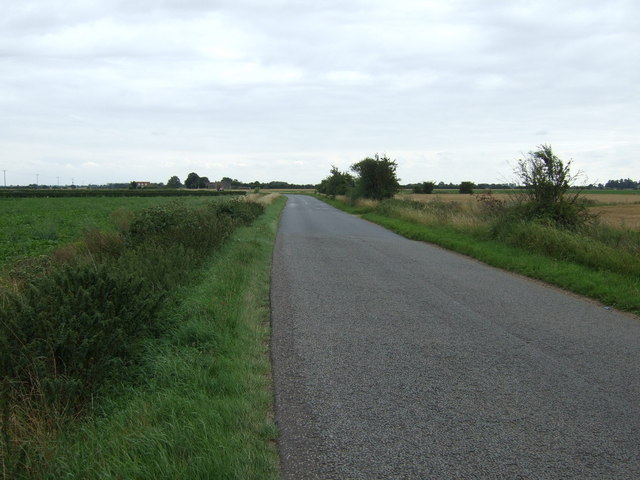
0;262;163;411
459;181;475;194
412;182;435;194
351;154;400;200
317;166;355;197
514;144;589;227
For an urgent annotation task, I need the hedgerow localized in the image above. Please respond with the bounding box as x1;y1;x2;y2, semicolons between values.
0;189;243;198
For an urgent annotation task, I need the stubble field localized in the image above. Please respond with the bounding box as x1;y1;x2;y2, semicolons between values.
400;191;640;230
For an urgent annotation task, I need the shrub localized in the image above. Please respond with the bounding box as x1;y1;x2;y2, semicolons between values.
412;182;435;194
317;166;355;197
124;199;264;253
0;262;163;411
351;154;400;200
514;144;589;227
459;181;475;194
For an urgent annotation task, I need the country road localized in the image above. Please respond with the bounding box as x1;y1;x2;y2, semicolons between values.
270;195;640;479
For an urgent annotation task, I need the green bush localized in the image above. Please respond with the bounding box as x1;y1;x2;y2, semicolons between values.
351;154;400;200
500;196;592;229
0;262;163;410
459;181;475;194
317;166;355;197
413;182;435;194
514;145;589;227
125;199;263;253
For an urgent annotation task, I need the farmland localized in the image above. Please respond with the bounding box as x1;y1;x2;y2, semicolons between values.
398;190;640;230
0;196;223;269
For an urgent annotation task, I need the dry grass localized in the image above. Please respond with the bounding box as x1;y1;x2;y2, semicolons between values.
401;192;640;230
402;192;640;205
400;193;479;205
245;193;281;205
397;207;484;230
581;193;640;205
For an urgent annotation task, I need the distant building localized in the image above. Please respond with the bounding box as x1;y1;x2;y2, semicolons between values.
210;180;231;191
135;181;152;188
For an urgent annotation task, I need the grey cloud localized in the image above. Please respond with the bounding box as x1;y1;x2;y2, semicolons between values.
0;0;638;185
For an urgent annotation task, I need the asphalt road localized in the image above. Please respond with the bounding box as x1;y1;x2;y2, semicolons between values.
270;195;640;479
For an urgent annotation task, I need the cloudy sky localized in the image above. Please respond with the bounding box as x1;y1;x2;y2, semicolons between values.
1;0;638;187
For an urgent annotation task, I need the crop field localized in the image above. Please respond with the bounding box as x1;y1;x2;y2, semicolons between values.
0;195;231;269
399;191;640;230
590;204;640;229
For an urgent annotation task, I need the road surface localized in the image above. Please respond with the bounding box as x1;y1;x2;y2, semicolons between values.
270;195;640;479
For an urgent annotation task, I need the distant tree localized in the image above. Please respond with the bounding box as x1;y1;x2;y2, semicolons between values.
198;176;210;189
129;181;138;189
317;166;355;197
167;176;182;188
267;181;290;189
185;172;201;189
350;154;400;200
413;181;435;194
459;181;475;194
220;177;243;188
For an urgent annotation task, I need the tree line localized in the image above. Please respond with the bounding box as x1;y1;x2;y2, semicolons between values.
317;155;482;197
320;145;598;227
604;178;639;190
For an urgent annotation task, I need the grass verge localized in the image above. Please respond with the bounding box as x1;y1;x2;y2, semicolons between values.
35;196;286;479
315;195;640;315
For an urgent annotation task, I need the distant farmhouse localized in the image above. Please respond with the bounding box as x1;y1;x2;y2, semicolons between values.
210;179;231;191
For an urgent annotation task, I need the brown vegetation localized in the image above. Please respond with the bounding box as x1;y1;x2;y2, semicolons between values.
590;204;640;230
398;192;640;231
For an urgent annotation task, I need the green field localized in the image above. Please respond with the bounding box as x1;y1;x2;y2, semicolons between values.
0;196;231;269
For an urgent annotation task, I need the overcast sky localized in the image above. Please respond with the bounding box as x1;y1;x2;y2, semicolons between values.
1;0;638;186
